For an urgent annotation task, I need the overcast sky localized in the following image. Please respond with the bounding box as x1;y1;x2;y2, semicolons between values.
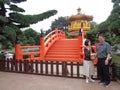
17;0;113;32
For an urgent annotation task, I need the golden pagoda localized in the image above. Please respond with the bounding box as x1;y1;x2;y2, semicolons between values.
66;8;93;37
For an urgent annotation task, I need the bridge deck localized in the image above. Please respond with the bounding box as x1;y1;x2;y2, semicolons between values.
0;72;119;90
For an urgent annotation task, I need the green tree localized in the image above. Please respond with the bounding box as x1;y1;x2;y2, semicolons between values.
21;28;40;45
86;0;120;46
21;37;35;46
90;21;98;29
51;17;68;30
107;0;120;35
0;0;57;49
11;0;27;3
44;29;52;35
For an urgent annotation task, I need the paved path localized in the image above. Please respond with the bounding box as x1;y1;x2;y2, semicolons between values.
0;72;120;90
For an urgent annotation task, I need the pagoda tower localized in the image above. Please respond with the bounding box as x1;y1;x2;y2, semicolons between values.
66;8;93;37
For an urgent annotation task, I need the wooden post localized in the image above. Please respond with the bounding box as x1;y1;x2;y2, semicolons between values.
31;60;34;73
7;59;9;71
15;60;18;72
40;60;43;74
45;61;48;75
71;62;73;77
77;62;80;78
19;60;22;72
56;61;59;75
35;60;38;74
11;59;14;71
51;61;53;75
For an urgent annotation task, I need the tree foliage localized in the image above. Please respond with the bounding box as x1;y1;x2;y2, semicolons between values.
0;0;57;49
11;0;27;3
90;21;97;29
86;0;120;46
10;4;25;12
51;17;68;30
21;28;40;45
9;10;57;28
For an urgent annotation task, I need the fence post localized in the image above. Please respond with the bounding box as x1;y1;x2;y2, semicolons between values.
56;61;59;76
51;61;53;75
71;62;73;77
19;60;22;72
35;60;38;74
40;60;43;74
62;62;68;77
0;59;5;70
77;62;80;78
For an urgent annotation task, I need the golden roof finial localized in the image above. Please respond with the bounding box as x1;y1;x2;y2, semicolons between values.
77;8;81;14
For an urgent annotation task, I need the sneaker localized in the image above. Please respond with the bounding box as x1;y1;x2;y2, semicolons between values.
86;79;89;83
89;79;95;82
104;83;110;87
98;81;105;85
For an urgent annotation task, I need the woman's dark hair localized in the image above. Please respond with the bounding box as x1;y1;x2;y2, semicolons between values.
84;39;90;46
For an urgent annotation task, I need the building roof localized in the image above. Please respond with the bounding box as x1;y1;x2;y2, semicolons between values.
67;8;93;22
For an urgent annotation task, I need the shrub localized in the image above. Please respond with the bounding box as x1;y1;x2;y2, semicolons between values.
112;54;120;79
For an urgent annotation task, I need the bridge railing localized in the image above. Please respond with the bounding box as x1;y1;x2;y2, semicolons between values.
21;46;41;60
15;28;66;60
40;28;66;59
15;44;41;60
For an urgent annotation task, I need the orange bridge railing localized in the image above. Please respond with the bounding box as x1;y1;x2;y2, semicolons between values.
15;28;66;60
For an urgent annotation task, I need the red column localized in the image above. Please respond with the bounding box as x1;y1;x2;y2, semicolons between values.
15;43;22;60
55;28;58;39
78;28;84;63
15;36;22;60
30;54;34;60
40;30;45;60
78;28;83;51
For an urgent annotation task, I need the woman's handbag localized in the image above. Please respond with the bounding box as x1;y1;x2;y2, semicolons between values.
90;53;96;60
90;47;96;60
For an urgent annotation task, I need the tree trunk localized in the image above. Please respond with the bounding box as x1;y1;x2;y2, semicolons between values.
0;2;6;16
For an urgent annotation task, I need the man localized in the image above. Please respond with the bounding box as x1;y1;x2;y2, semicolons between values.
97;34;111;87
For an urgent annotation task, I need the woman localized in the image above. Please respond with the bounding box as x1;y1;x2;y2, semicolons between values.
83;39;95;83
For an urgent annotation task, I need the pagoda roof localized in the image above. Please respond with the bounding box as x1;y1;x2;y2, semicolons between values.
67;8;93;22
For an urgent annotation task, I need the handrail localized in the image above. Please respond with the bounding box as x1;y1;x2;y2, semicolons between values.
44;29;65;43
44;30;55;41
15;44;41;60
21;46;41;49
43;28;66;56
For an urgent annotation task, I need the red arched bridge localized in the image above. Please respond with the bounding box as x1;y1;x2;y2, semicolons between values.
15;28;97;64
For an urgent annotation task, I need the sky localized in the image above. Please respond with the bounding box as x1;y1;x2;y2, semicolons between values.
17;0;113;32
